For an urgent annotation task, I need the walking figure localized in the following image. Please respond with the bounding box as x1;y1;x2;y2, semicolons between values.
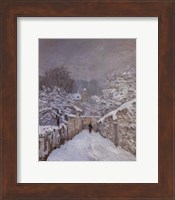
88;123;93;133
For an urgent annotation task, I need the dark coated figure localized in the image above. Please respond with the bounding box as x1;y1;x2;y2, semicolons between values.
88;123;93;133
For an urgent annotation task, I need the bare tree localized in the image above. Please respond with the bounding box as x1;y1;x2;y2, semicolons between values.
39;66;75;92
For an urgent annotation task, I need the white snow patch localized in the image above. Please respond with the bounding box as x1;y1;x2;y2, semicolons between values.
39;125;58;136
99;98;136;123
47;130;136;161
71;104;82;112
67;113;77;118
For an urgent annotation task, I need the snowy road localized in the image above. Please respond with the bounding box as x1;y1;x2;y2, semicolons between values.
47;130;136;161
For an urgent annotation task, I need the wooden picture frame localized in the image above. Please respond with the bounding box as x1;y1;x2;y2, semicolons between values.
1;0;174;199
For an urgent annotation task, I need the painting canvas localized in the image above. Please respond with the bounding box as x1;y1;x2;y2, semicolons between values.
39;39;136;161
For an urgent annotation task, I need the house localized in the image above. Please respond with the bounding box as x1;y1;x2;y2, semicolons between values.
81;88;89;101
73;93;81;101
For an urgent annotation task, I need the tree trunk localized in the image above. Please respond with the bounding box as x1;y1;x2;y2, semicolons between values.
114;122;119;147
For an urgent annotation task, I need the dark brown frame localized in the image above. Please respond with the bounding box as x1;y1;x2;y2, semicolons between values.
1;0;175;199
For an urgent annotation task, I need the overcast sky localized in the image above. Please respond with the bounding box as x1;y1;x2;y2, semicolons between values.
39;39;136;81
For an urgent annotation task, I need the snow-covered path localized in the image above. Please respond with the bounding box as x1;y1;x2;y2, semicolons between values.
47;130;136;161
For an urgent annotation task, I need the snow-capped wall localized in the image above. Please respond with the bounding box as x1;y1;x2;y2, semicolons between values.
39;113;100;160
98;99;136;155
39;126;66;161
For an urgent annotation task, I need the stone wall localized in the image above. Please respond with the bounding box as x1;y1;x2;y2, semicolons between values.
117;107;136;155
39;126;66;161
67;113;82;139
97;101;136;155
39;113;100;160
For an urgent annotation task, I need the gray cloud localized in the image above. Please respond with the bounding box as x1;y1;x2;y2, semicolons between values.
39;39;136;81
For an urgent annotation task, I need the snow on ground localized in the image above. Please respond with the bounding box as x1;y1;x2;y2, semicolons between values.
47;130;136;161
